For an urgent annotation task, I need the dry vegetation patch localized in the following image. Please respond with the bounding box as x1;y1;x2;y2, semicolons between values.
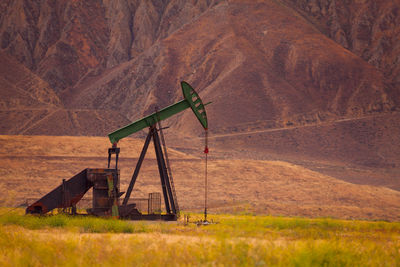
0;135;399;221
0;211;399;266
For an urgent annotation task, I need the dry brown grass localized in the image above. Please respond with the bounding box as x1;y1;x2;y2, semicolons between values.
0;135;399;221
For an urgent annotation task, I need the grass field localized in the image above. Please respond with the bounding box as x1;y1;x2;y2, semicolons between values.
0;208;399;266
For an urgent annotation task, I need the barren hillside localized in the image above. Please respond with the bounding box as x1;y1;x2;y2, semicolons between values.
0;0;399;214
0;0;397;133
285;0;400;93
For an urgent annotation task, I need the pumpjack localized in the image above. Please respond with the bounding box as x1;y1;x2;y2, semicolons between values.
26;81;209;220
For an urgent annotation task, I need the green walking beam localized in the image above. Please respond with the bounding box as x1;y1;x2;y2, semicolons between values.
108;81;208;145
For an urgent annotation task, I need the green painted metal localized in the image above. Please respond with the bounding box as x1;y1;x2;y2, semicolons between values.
108;81;208;144
181;81;208;130
107;175;119;218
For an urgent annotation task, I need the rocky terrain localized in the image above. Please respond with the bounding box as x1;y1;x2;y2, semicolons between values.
0;0;399;214
1;0;397;129
285;0;400;93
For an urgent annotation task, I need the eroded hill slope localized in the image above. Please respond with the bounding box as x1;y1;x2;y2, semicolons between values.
0;0;399;189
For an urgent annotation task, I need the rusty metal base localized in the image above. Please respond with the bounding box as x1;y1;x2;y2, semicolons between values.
118;204;176;220
121;213;177;221
86;203;176;221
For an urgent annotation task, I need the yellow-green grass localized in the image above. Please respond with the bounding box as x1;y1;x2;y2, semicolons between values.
0;208;399;266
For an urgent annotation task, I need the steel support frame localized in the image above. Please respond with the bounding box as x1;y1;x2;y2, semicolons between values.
122;126;177;215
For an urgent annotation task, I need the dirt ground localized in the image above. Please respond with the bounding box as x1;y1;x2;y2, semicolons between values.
0;135;399;221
